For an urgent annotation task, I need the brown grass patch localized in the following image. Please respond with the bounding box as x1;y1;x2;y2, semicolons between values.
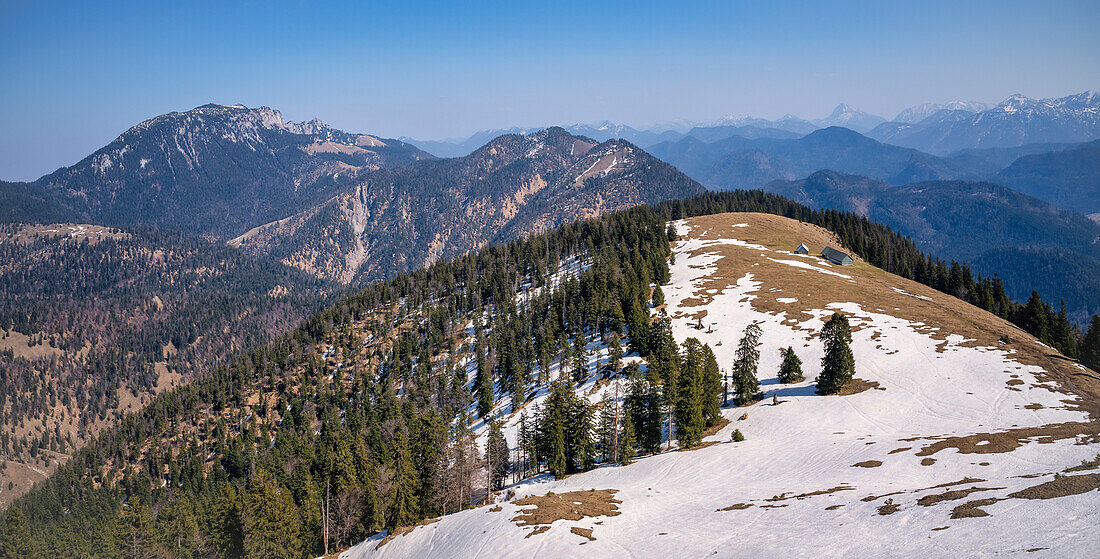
1007;473;1100;500
511;489;621;527
917;486;1001;507
375;517;440;549
570;527;596;542
833;379;883;396
525;526;550;539
679;440;720;452
717;503;752;511
1007;379;1025;386
888;447;911;454
825;504;844;510
915;422;1100;457
488;505;502;512
932;526;949;531
950;498;1000;519
852;460;883;468
877;501;900;515
921;458;936;466
702;417;731;438
769;485;853;502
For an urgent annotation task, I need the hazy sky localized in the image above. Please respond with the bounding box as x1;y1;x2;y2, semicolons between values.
1;0;1097;180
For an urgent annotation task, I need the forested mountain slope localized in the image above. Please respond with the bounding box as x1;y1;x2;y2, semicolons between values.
0;223;335;508
232;127;704;283
7;191;1098;558
993;139;1100;216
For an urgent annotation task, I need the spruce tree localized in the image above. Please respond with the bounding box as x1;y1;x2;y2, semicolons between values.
1082;315;1100;373
817;313;855;394
486;419;509;490
1;506;32;558
620;414;637;465
243;469;301;559
731;323;762;404
547;406;567;478
777;347;804;384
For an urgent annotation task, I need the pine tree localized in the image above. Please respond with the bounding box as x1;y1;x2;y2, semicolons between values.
244;469;301;559
388;428;421;530
700;342;722;426
547;406;567;478
817;313;855;394
1;506;32;558
569;397;596;472
609;332;623;373
731;323;762;404
1082;315;1100;373
777;347;804;384
486;419;509;490
475;335;494;419
572;332;588;383
620;413;637;465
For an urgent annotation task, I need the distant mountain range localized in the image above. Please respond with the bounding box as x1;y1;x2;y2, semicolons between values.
403;91;1099;161
646;126;981;190
869;91;1100;154
764;170;1100;324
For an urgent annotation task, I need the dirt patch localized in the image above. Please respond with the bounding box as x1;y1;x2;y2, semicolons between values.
861;490;905;502
702;417;731;439
921;458;936;466
1024;403;1044;410
679;441;720;452
525;526;550;539
917;486;1001;507
929;477;986;489
852;460;882;468
488;505;502;512
375;517;440;549
932;526;949;531
570;527;596;542
717;503;752;511
769;485;853;502
833;378;883;396
915;422;1099;457
1007;379;1025;386
825;504;844;510
888;447;911;455
511;489;621;528
877;500;900;515
950;498;1000;519
1007;473;1100;500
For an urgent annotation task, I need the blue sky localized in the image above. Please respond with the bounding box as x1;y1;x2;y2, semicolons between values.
1;0;1097;180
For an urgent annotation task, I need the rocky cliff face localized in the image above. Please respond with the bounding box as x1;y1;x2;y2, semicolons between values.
232;127;705;283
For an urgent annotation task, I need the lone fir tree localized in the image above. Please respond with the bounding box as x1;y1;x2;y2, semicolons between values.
777;347;804;384
731;323;762;404
817;313;855;394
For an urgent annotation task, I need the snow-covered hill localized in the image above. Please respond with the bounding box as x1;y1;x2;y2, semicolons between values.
341;212;1100;558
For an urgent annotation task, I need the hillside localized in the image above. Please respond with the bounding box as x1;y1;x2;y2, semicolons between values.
5;104;431;238
232;127;704;283
0;223;335;508
994;139;1100;216
345;212;1100;558
647;127;980;191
